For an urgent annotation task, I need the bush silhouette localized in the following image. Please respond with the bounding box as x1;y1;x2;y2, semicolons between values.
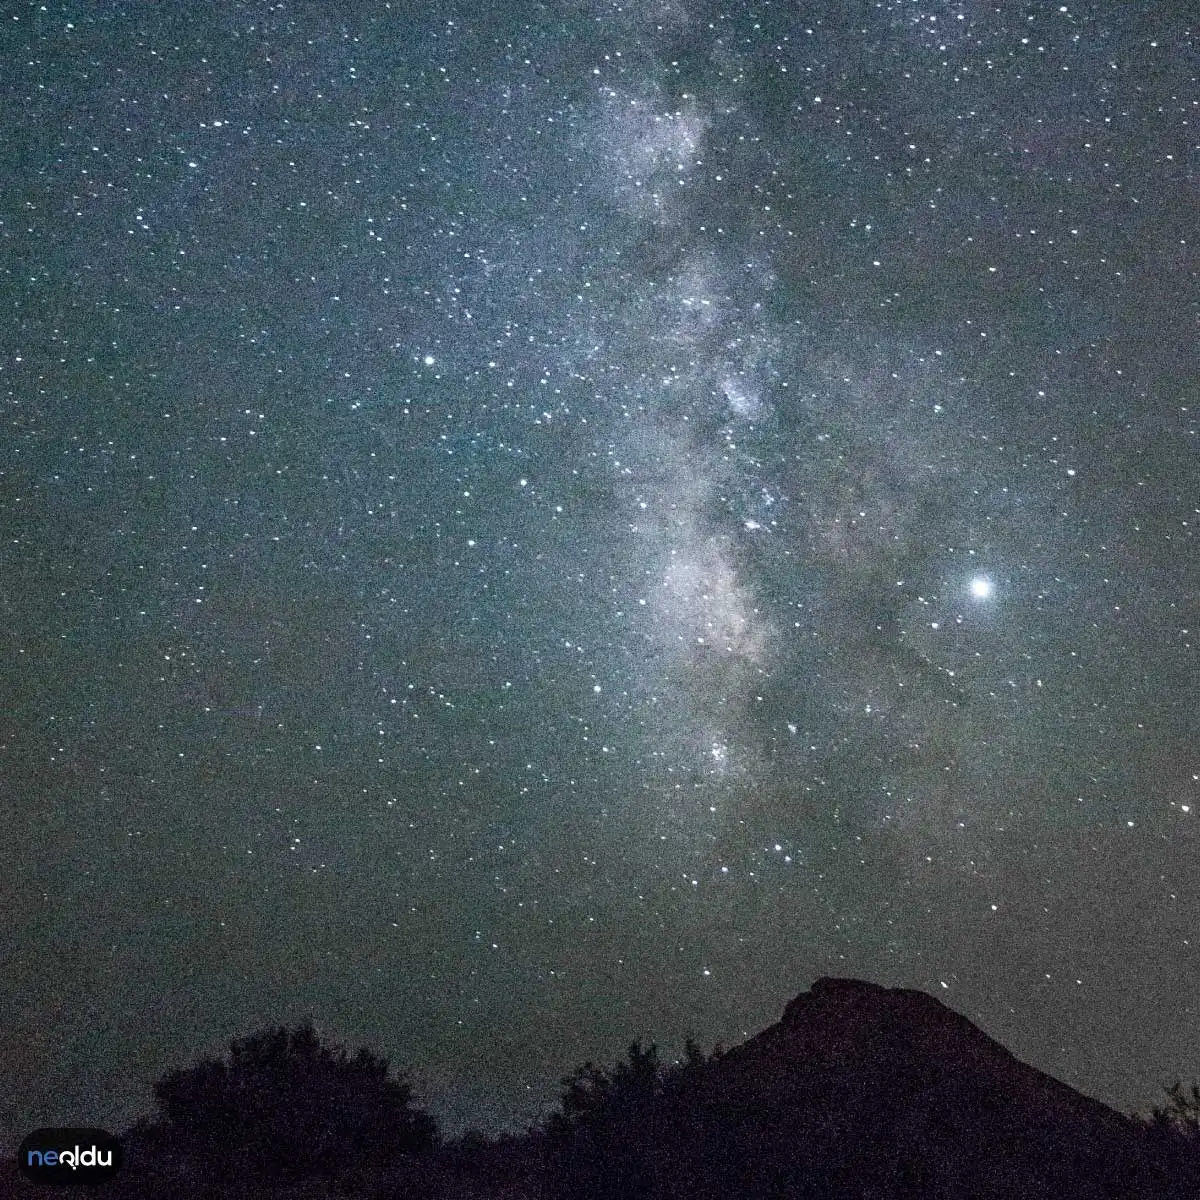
1147;1081;1200;1141
543;1040;719;1200
546;1039;664;1137
147;1021;437;1188
1135;1080;1200;1189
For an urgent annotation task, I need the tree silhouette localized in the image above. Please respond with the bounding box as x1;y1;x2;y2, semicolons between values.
546;1039;662;1137
543;1041;678;1200
147;1021;437;1189
1147;1081;1200;1140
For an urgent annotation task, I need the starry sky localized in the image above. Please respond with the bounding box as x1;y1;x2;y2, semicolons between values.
1;0;1197;1144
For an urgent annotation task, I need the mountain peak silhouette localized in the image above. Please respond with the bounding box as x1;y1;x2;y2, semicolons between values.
662;976;1189;1199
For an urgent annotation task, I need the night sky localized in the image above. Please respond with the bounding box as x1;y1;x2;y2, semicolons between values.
2;0;1197;1144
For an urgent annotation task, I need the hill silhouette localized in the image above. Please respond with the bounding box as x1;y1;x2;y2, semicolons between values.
2;977;1197;1198
640;976;1196;1198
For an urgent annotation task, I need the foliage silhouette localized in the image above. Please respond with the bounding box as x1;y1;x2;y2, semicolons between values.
1133;1079;1200;1185
1146;1080;1200;1139
145;1021;437;1189
543;1040;669;1199
538;1038;736;1200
